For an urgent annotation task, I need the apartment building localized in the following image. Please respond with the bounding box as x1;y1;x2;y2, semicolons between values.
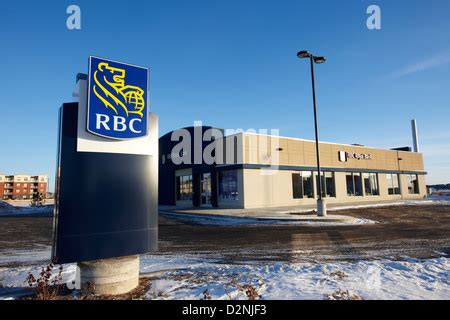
0;174;48;200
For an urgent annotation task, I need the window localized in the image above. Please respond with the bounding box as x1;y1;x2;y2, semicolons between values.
291;171;314;199
302;171;314;198
407;174;419;194
363;173;379;196
176;175;193;201
314;172;335;197
346;172;363;196
219;170;239;201
315;172;335;198
325;172;336;197
292;174;302;199
387;174;400;195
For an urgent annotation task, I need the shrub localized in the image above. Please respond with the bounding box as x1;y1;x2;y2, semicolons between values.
25;258;63;300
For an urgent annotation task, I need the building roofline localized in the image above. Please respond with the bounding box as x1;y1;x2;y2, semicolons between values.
159;126;418;154
222;131;416;153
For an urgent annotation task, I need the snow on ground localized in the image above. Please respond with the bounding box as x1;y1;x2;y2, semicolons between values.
3;200;54;207
0;263;76;291
273;199;450;214
328;199;450;212
141;255;450;300
162;199;450;227
427;195;450;200
0;200;54;217
160;212;376;227
0;198;448;299
0;247;51;266
0;203;53;216
2;250;447;300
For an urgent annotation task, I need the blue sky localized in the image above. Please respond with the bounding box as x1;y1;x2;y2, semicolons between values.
1;0;450;189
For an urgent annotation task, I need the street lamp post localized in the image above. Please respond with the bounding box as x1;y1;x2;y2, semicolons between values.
297;50;327;217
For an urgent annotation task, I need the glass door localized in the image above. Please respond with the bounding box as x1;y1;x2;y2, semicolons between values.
200;173;212;206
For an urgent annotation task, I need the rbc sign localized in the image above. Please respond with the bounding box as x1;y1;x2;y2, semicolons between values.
87;56;149;139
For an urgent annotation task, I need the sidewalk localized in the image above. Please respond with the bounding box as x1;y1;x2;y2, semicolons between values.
159;199;433;223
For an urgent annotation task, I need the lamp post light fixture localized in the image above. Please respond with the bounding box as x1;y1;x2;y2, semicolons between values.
297;50;327;217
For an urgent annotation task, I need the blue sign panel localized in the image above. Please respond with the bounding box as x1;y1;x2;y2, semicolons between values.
87;56;148;139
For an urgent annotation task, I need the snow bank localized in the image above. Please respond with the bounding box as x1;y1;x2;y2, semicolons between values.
0;263;76;291
0;202;20;214
142;255;450;300
0;204;53;216
427;195;450;200
1;251;448;300
0;247;51;266
328;199;450;212
160;212;376;227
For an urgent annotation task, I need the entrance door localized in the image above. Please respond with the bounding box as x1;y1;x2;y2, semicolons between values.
200;173;212;207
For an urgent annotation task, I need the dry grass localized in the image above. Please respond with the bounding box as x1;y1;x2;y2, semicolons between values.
23;278;152;300
329;270;347;280
25;258;63;300
326;289;362;300
226;278;266;300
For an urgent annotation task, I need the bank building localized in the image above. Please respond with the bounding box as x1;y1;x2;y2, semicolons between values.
159;125;426;209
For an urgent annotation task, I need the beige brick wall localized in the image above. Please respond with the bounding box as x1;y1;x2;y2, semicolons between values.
240;169;426;209
241;133;425;173
213;133;427;209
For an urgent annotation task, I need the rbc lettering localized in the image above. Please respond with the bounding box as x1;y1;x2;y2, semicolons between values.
95;114;142;134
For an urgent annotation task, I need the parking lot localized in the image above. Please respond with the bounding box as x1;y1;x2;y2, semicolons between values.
0;203;449;264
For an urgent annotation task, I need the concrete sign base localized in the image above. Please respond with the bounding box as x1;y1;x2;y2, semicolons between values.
78;255;140;295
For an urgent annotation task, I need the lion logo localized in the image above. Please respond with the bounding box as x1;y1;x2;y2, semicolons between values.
92;62;145;118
